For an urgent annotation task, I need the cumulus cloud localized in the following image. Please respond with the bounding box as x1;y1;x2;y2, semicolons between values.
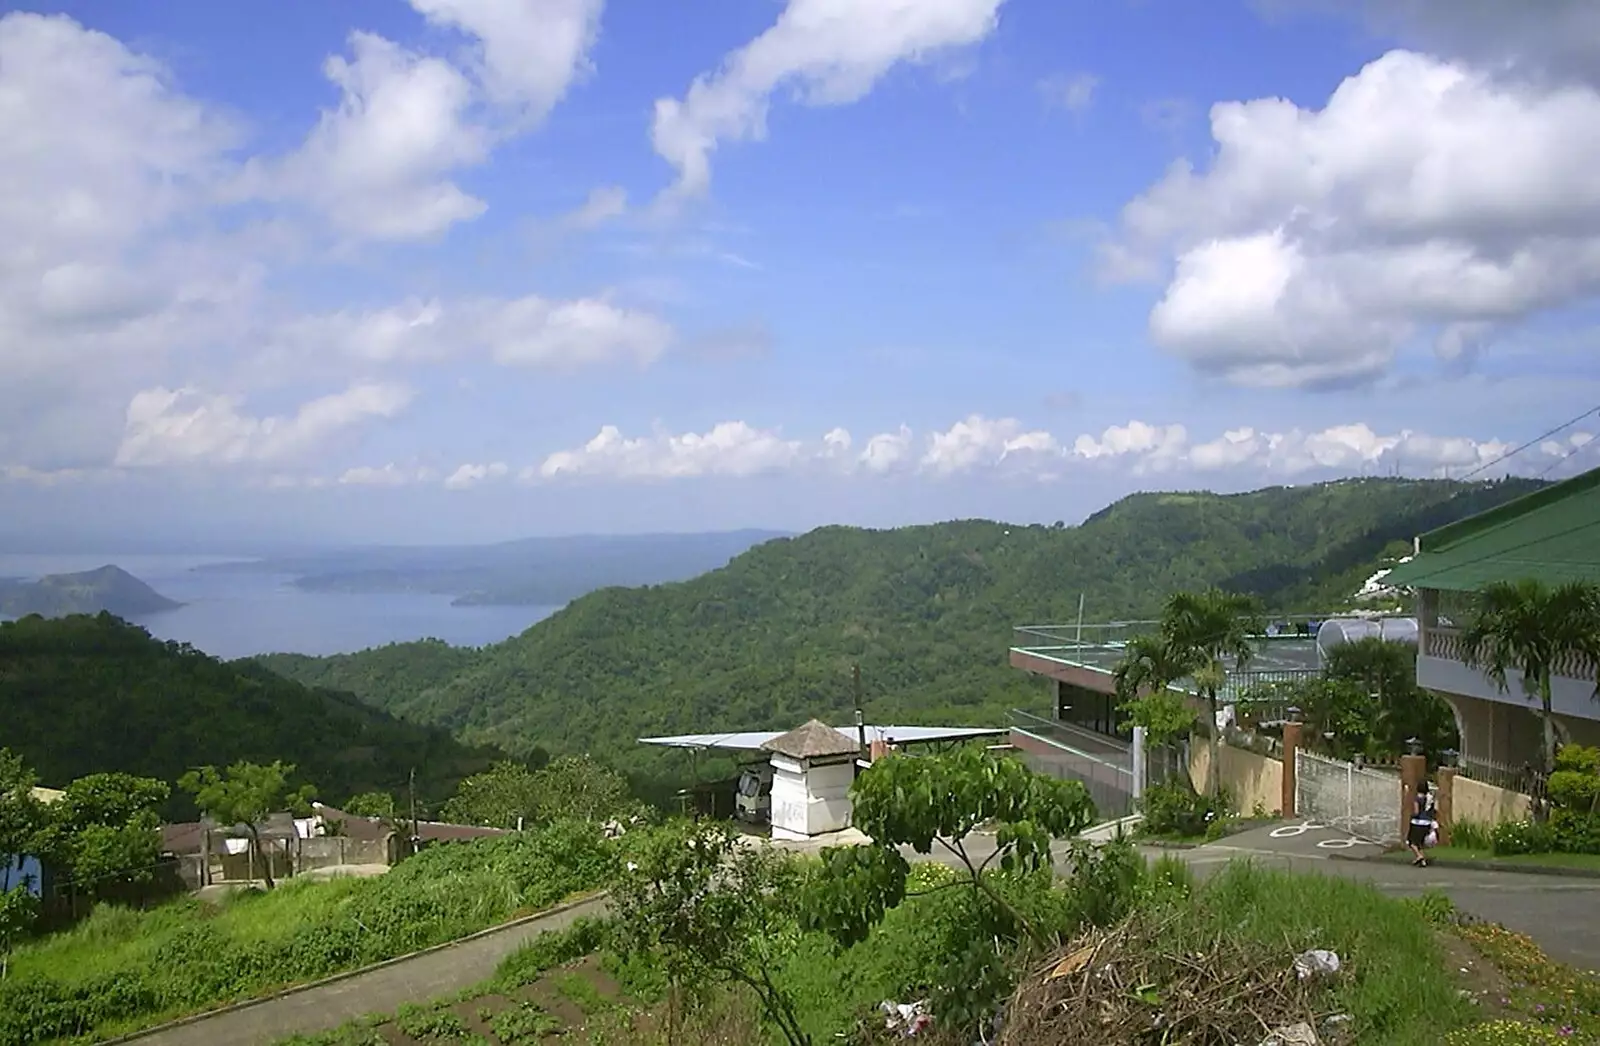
650;0;1004;204
1106;49;1600;388
444;461;509;489
114;383;412;468
406;0;603;120
526;415;1585;484
0;14;251;398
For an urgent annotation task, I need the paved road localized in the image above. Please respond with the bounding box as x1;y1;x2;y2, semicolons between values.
125;895;611;1046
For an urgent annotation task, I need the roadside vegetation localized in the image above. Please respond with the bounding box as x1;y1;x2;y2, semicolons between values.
0;822;619;1045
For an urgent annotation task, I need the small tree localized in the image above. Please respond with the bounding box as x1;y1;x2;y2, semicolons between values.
179;761;315;889
1160;590;1263;798
41;772;169;907
0;885;38;980
611;819;809;1046
440;761;542;830
1460;579;1600;787
813;747;1095;949
1113;633;1202;779
343;791;397;820
531;755;631;824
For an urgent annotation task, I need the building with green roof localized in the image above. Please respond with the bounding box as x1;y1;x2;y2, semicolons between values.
1384;465;1600;777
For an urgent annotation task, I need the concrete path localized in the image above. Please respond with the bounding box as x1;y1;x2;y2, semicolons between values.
123;895;611;1046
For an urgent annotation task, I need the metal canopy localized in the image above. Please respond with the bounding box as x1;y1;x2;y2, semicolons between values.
638;724;1007;751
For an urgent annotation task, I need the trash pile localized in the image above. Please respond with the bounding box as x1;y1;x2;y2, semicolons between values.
997;909;1349;1045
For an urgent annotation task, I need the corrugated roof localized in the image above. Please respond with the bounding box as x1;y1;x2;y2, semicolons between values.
1384;466;1600;592
638;724;1006;751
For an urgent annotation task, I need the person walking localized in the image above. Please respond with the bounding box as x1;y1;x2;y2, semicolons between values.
1407;779;1437;867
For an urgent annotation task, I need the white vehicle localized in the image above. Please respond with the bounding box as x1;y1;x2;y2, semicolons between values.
734;762;774;824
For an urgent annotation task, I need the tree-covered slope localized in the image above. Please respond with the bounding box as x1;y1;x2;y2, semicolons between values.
260;477;1542;765
0;613;503;816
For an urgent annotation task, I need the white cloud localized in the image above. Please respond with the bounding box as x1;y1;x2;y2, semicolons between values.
114;383;412;468
565;184;629;229
534;422;807;481
650;0;1005;204
1038;71;1099;114
920;416;1062;477
268;293;673;371
526;414;1585;484
444;461;509;489
272;31;489;242
339;462;438;487
406;0;603;120
1107;49;1600;387
480;295;673;368
0;14;252;401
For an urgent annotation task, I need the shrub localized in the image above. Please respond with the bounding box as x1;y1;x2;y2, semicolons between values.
1490;819;1557;856
1139;780;1230;838
1450;818;1495;851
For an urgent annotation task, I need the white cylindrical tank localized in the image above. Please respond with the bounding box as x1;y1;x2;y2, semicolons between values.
1315;616;1418;661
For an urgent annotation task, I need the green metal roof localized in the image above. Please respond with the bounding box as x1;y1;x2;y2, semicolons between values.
1383;466;1600;592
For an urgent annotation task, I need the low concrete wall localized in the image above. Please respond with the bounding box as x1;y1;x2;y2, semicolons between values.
1453;774;1532;827
1189;736;1283;817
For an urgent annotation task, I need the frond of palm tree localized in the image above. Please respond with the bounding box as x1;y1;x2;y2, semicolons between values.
1156;589;1264;799
1459;578;1600;781
1112;634;1197;703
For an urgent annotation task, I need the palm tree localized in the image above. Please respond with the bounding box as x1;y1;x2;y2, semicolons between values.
1112;634;1202;782
1159;590;1265;797
1458;579;1600;784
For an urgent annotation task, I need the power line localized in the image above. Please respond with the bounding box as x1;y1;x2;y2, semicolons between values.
1457;403;1600;482
1535;432;1599;480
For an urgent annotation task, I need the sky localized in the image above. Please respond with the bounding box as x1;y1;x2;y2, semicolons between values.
3;0;1600;548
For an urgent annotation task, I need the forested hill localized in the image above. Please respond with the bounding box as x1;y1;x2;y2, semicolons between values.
259;476;1541;768
0;613;504;817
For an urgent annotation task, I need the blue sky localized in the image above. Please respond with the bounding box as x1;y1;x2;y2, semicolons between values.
2;0;1598;547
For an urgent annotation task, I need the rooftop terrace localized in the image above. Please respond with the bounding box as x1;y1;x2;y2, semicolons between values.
1011;614;1417;702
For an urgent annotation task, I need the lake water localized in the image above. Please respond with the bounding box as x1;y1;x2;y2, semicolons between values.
0;554;560;660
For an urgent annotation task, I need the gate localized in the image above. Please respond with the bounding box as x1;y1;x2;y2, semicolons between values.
1294;750;1402;844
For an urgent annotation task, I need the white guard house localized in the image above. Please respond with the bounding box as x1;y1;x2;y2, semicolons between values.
761;719;864;841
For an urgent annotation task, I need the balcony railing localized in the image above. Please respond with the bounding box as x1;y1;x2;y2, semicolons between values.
1424;626;1600;684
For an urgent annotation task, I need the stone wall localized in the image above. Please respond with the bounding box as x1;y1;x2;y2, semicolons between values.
1452;774;1532;827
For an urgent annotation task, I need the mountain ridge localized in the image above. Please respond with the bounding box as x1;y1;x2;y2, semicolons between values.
257;476;1542;779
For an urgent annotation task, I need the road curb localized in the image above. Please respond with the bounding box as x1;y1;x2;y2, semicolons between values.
101;890;612;1044
1324;852;1600;879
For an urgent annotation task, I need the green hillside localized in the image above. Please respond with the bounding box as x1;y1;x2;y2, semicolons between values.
0;612;504;817
259;476;1541;770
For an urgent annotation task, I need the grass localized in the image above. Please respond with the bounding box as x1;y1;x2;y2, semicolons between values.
1180;862;1477;1044
0;827;618;1046
1404;891;1600;1044
1382;846;1600;873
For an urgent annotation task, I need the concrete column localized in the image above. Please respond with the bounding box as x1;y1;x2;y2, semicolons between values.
1131;726;1147;802
1401;753;1427;843
1436;767;1455;846
1282;721;1302;818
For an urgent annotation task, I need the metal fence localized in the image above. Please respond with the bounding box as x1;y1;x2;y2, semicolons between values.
1456;754;1535;794
1009;709;1137;820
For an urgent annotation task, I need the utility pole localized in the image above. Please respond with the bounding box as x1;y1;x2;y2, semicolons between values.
408;767;418;858
853;664;866;753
